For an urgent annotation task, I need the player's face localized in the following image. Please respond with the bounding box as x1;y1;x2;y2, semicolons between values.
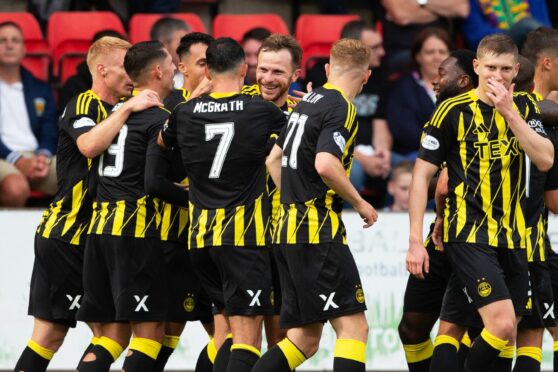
243;38;262;85
0;26;25;66
360;29;384;68
388;172;412;211
167;29;189;66
160;50;177;93
257;49;300;104
178;42;208;92
416;36;449;80
547;54;558;92
474;52;518;92
434;57;463;102
103;48;133;98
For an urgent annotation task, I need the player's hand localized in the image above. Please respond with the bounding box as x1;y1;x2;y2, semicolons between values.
486;78;515;116
190;77;212;99
288;82;313;108
127;89;162;112
355;199;378;228
432;217;444;251
406;240;429;279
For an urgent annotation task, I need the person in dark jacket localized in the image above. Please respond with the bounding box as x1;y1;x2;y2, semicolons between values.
0;21;57;206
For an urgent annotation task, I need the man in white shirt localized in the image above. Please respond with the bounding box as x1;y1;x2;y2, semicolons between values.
0;21;57;206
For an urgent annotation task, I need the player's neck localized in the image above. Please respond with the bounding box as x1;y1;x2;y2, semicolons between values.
326;78;360;101
91;81;120;105
211;77;242;94
533;74;551;98
135;82;170;101
474;86;494;106
0;64;21;84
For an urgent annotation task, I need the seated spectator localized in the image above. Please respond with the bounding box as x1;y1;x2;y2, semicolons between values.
386;27;450;161
0;22;57;206
58;30;127;110
385;160;414;212
379;0;469;75
150;17;191;87
460;0;551;49
241;27;271;85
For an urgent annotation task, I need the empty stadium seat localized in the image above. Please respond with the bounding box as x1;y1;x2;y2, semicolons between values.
129;13;207;44
295;14;360;77
48;11;126;83
212;14;289;42
0;12;50;81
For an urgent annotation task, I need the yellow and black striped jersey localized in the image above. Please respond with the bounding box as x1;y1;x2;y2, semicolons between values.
240;84;296;238
164;88;190;111
88;92;170;238
170;92;286;248
275;83;358;245
37;90;110;245
418;89;546;249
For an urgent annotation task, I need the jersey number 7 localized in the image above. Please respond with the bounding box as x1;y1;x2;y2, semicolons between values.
205;122;235;179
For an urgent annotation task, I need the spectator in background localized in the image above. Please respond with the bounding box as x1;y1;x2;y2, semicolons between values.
379;0;469;75
460;0;551;50
0;22;57;207
385;160;414;212
386;27;450;161
58;30;127;110
150;17;191;88
241;27;271;85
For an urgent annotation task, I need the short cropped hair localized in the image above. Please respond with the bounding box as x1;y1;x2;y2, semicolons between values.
241;27;271;44
206;37;245;74
87;36;132;74
176;32;214;60
150;17;190;43
329;38;370;72
514;55;535;92
340;20;375;40
258;34;302;70
522;27;558;65
477;34;518;61
450;49;478;87
124;40;167;82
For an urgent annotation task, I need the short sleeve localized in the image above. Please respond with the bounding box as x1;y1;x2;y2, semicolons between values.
416;106;456;167
64;98;101;142
316;99;355;159
521;94;547;138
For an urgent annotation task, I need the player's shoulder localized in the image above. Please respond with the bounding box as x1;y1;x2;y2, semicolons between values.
241;84;260;96
70;89;104;116
429;90;474;128
164;88;190;111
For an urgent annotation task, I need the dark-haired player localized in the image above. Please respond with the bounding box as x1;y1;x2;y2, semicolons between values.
77;40;176;372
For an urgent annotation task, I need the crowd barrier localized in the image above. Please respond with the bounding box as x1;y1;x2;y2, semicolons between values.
1;210;558;370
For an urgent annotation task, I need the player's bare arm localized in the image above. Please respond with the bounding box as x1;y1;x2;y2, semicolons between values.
432;167;448;248
407;158;439;279
76;89;161;158
486;78;554;171
266;144;283;190
315;152;378;228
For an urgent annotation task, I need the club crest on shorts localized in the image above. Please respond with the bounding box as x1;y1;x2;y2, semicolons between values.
183;294;196;312
477;278;492;298
355;286;365;304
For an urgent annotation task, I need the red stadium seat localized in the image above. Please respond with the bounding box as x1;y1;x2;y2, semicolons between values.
295;14;361;77
212;14;289;42
47;11;126;83
129;13;207;44
0;12;50;81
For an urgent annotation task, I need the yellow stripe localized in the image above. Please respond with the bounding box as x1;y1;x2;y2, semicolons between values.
87;202;98;234
135;197;147;238
213;208;224;246
403;339;433;363
480;329;507;351
129;337;162;360
434;335;459;350
84;95;92;116
553;341;558;352
277;338;306;370
75;93;82;114
197;209;208;248
207;338;217;363
333;339;366;363
286;204;298;244
230;343;261;357
163;335;180;350
96;202;109;234
161;203;172;241
178;207;189;238
454;182;466;237
61;181;84;237
41;199;63;238
28;340;54;360
496;112;513;247
517;346;542;363
234;205;245;246
307;200;319;243
498;345;515;359
461;332;471;348
111;200;126;236
430;93;472;128
97;336;124;362
254;196;265;245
